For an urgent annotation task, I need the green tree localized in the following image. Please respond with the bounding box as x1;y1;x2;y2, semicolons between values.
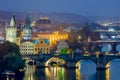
2;53;25;71
0;41;25;72
60;47;68;54
4;41;20;56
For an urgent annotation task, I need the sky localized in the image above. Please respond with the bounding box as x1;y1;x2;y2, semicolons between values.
0;0;120;16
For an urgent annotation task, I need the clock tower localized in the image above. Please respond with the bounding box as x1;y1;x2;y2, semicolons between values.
23;16;32;40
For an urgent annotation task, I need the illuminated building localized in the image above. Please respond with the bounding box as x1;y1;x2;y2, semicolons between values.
57;40;69;53
32;17;53;33
0;33;5;43
5;15;68;54
32;31;68;49
33;39;50;54
5;15;17;42
31;17;68;49
20;40;34;55
23;16;32;40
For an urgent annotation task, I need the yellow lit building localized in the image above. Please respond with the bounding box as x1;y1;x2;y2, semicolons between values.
33;39;50;54
32;31;68;49
11;16;68;54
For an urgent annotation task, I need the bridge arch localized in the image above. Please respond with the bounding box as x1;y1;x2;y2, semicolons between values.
106;59;120;68
24;57;35;65
75;58;97;68
45;57;66;67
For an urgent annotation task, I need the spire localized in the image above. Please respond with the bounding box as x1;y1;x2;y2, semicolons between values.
10;15;16;27
24;16;31;29
25;16;31;25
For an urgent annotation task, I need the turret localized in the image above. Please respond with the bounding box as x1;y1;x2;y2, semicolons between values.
10;15;16;27
6;15;17;42
23;16;32;40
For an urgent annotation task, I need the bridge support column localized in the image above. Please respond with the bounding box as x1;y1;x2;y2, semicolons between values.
97;54;107;70
36;61;45;68
97;63;106;70
66;62;76;68
96;70;106;80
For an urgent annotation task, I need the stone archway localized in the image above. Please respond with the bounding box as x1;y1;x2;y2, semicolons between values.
106;59;120;69
24;57;35;65
45;57;66;67
75;59;96;69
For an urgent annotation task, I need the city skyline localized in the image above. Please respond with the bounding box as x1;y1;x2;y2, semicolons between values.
0;0;120;16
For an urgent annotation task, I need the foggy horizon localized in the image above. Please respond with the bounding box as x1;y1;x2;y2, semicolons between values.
0;0;120;17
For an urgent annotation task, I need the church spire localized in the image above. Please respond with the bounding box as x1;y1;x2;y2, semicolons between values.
10;15;16;27
24;16;31;29
25;16;31;25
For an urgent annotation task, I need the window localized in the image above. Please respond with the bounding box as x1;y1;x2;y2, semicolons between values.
41;41;43;43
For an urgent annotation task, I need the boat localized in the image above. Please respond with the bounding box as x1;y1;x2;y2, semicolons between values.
1;71;15;76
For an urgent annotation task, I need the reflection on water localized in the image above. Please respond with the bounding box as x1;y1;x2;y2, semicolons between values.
45;67;64;80
76;60;96;80
1;60;120;80
23;65;35;80
109;60;120;80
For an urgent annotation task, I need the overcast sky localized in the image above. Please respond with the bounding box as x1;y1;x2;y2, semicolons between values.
0;0;120;16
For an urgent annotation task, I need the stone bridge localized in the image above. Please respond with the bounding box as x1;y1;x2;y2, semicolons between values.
22;54;120;69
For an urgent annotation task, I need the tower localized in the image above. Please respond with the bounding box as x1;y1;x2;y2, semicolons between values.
23;16;32;40
6;15;17;43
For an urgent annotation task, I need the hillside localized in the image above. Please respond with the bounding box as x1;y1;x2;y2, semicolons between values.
0;11;99;30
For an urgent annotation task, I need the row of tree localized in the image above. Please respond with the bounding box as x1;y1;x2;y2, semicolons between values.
0;41;25;73
67;26;101;52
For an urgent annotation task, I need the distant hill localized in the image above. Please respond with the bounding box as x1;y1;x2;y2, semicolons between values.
0;11;91;23
89;16;120;23
0;11;99;30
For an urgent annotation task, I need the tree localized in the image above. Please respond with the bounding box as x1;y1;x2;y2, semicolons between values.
92;44;101;52
0;41;25;72
68;30;78;49
60;47;68;54
2;53;25;71
3;41;20;56
90;32;101;41
80;26;91;42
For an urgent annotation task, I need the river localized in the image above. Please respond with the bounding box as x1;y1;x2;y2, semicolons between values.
1;59;120;80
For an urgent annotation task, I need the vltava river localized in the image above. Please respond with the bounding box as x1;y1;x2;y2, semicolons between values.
1;59;120;80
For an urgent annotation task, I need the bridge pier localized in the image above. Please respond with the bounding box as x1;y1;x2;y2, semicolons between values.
96;63;107;70
36;61;46;68
96;70;106;80
66;62;76;68
96;54;107;70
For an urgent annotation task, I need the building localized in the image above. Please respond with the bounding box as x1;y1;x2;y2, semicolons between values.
32;17;53;33
20;40;34;55
34;39;50;54
6;15;17;43
31;16;68;49
32;31;68;49
57;40;69;53
23;16;32;40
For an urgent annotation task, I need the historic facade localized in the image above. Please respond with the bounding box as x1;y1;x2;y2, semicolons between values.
20;40;34;55
5;15;68;55
6;15;17;43
23;16;32;40
57;40;69;53
34;39;50;54
32;31;68;48
33;17;53;33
